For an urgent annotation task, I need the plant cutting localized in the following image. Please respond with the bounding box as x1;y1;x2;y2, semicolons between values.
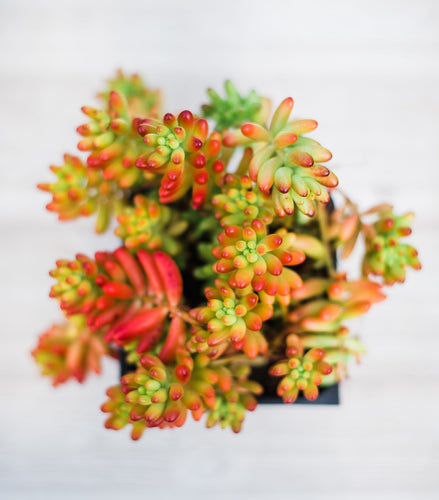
33;71;421;438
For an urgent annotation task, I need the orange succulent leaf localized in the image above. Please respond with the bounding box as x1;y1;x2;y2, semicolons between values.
153;252;183;307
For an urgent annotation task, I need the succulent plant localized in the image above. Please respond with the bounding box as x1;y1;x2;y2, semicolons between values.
101;385;148;440
212;173;273;227
362;208;421;284
202;80;270;132
32;316;108;386
115;194;187;255
190;278;272;358
212;218;305;301
100;70;161;119
38;154;124;233
222;98;338;217
270;334;333;403
136;111;222;208
34;72;420;439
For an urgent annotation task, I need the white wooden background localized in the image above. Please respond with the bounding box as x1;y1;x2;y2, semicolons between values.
1;1;438;498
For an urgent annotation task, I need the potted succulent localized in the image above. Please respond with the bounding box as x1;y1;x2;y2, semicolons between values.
33;72;421;438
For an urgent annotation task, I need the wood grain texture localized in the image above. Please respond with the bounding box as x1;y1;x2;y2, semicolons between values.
0;1;438;498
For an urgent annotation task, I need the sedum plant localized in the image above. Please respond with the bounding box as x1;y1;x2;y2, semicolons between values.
34;72;421;439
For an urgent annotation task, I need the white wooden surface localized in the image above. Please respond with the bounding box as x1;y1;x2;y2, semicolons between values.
0;1;438;498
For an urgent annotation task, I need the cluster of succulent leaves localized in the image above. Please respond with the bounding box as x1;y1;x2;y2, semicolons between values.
34;72;421;439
